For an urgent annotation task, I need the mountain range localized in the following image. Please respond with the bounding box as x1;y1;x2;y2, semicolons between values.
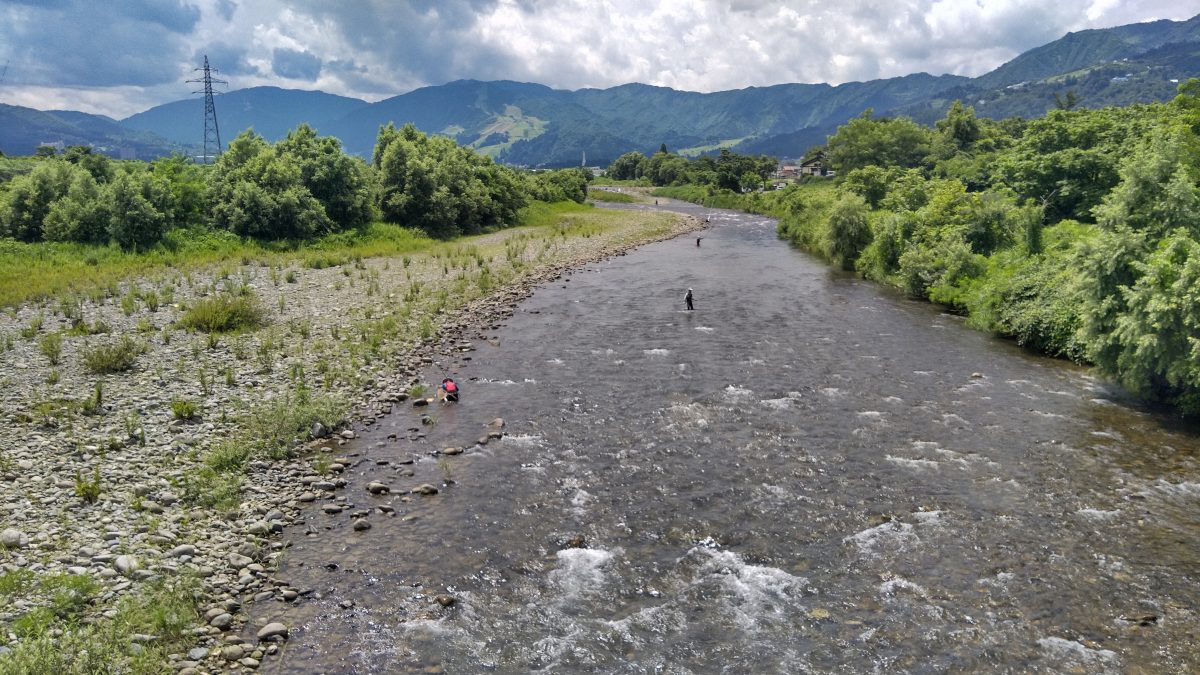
2;13;1198;167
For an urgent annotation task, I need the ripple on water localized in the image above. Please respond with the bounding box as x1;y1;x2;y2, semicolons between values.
643;348;671;357
501;433;546;448
843;520;919;558
1075;507;1120;521
759;392;803;410
695;326;715;333
723;385;753;402
886;456;941;471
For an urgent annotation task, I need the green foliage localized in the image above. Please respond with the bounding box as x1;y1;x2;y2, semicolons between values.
38;331;62;365
206;131;333;239
82;336;145;374
0;576;201;673
170;397;199;421
73;467;102;503
1099;229;1200;411
244;387;348;458
177;292;266;333
527;168;589;203
375;123;527;238
825;109;932;173
822;193;872;270
607;151;647;180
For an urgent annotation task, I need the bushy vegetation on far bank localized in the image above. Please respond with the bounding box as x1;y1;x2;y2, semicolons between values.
645;80;1200;417
0;123;591;252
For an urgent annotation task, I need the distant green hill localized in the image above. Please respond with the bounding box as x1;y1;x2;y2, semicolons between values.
0;104;180;158
121;86;368;146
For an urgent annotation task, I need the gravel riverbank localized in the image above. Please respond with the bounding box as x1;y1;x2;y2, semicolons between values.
0;205;699;673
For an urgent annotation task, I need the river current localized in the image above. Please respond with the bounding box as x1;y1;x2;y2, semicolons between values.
256;201;1200;673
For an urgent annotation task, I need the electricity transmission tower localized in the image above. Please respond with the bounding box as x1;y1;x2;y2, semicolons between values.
187;55;226;163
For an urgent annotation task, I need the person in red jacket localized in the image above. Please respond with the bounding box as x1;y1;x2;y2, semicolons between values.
439;378;459;402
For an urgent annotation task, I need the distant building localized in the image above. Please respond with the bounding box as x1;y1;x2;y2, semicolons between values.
799;152;832;177
38;140;65;152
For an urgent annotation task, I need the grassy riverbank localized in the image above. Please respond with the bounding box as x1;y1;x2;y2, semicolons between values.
0;202;697;673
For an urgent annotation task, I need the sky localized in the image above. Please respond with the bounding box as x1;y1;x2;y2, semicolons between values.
0;0;1196;119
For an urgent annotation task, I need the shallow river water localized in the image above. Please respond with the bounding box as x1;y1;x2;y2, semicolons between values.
256;201;1200;673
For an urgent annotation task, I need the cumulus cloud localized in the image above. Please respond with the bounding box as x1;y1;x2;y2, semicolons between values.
0;0;1195;117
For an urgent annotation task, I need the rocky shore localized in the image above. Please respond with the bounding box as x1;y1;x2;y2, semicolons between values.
0;205;700;673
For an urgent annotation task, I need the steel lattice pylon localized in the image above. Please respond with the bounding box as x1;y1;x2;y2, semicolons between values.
187;55;226;163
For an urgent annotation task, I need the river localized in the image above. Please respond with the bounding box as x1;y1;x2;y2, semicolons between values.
252;201;1200;673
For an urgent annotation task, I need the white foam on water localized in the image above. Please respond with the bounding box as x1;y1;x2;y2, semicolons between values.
882;396;904;404
1036;637;1120;669
820;387;844;398
501;434;545;448
886;456;940;470
1076;508;1120;521
643;348;671;357
911;510;942;524
1090;430;1123;440
977;570;1015;589
913;370;934;376
938;412;971;427
1032;410;1066;419
612;359;625;365
547;358;565;365
856;411;886;424
759;393;802;409
746;357;765;365
550;547;615;603
695;326;715;333
1153;479;1200;499
1090;398;1117;406
843;521;918;557
878;577;928;599
570;489;593;515
723;384;753;402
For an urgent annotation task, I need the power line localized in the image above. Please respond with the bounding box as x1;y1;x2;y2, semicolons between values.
186;55;226;164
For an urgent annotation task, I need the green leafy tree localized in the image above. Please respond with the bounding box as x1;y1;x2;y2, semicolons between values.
275;123;374;229
607;151;647;180
107;171;169;250
43;170;109;243
825;109;932;173
0;160;75;241
823;193;872;270
374;123;526;238
1105;230;1200;411
207;130;332;239
1091;129;1200;238
841;166;893;208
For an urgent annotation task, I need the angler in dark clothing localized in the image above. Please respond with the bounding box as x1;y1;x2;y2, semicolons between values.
697;237;703;247
685;288;694;311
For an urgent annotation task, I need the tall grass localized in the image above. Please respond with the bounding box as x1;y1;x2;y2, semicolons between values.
0;223;437;309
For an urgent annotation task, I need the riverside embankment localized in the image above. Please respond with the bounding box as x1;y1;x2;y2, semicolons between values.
0;202;698;673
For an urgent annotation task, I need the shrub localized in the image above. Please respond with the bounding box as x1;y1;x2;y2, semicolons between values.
74;468;102;503
170;397;199;421
822;193;873;270
38;332;63;365
177;293;267;333
246;389;348;458
82;336;144;373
